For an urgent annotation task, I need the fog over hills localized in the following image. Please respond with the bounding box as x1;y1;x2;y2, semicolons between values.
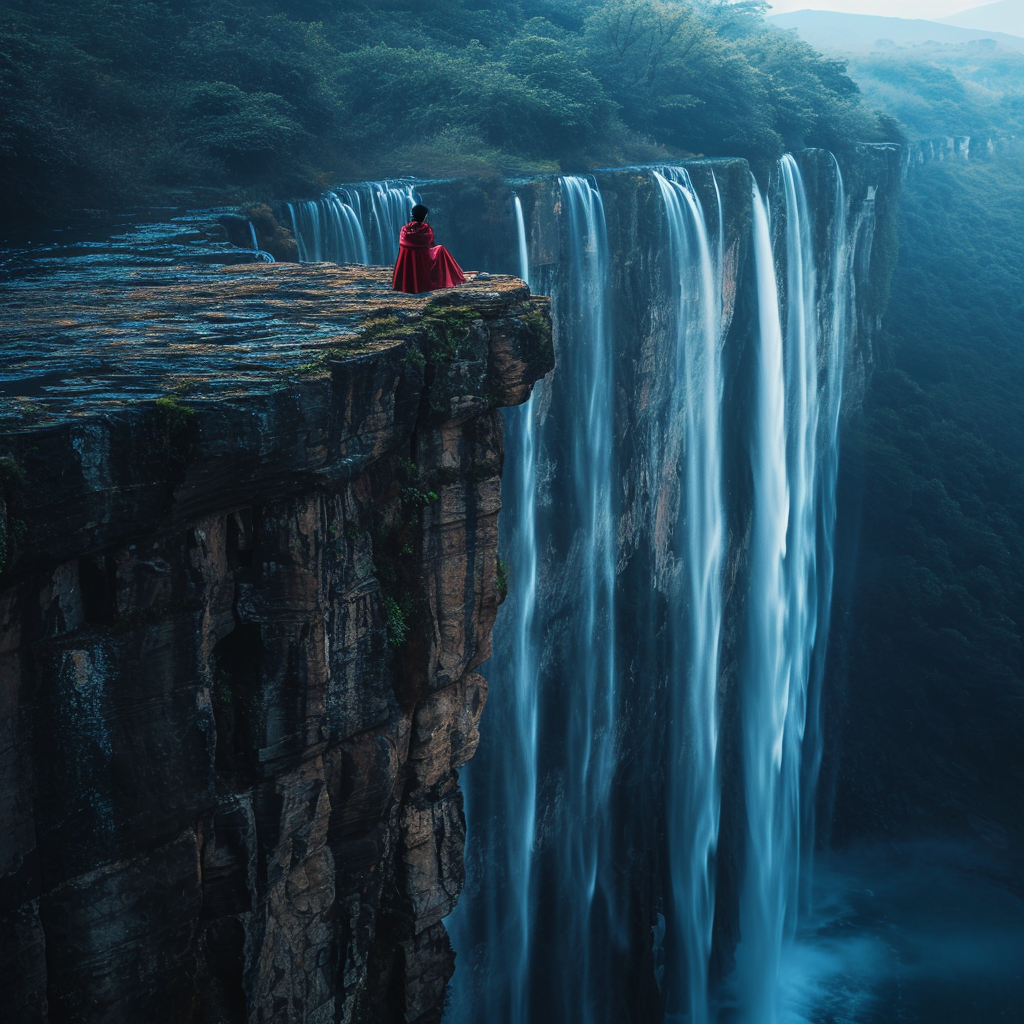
939;1;1023;38
768;8;1024;52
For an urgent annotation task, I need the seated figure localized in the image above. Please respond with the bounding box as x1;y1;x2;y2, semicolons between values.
392;204;466;294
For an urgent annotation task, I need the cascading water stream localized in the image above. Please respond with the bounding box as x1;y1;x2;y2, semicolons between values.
450;191;542;1024
779;154;821;944
288;192;366;263
246;220;276;263
513;194;529;284
734;155;848;1023
367;181;418;263
553;174;618;1022
800;157;848;907
652;168;725;1024
435;156;853;1024
446;176;617;1024
736;174;792;1024
287;180;417;263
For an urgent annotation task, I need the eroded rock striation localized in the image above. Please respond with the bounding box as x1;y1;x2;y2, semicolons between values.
0;264;551;1024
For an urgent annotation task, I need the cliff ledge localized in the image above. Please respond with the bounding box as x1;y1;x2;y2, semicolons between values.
0;264;552;1024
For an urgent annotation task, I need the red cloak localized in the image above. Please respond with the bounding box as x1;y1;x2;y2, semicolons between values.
392;221;466;294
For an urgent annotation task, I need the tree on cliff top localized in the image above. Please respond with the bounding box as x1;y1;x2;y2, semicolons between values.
0;0;898;223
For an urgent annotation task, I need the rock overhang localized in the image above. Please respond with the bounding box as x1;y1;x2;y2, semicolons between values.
0;262;551;576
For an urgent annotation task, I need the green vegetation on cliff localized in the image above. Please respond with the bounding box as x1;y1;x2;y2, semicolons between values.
0;0;898;223
846;40;1024;138
799;17;1024;846
836;153;1024;840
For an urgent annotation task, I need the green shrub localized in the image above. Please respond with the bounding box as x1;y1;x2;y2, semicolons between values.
383;594;409;648
152;395;199;474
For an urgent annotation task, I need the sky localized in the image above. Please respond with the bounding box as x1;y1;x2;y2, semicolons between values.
765;0;984;19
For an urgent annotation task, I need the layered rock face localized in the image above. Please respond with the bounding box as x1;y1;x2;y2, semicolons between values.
0;264;551;1024
900;133;1020;176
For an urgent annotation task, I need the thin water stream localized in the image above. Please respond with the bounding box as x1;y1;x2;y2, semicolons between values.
652;167;725;1024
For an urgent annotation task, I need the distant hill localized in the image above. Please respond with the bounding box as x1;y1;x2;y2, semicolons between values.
939;1;1023;38
768;9;1024;52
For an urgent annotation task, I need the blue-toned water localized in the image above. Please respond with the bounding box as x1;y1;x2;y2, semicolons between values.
287;179;418;264
448;174;619;1024
449;157;865;1024
557;172;620;1019
727;841;1024;1024
283;160;1022;1024
732;157;855;1024
447;191;544;1024
734;166;810;1024
651;167;725;1024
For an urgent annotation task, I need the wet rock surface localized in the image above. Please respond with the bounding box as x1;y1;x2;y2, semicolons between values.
0;263;551;1023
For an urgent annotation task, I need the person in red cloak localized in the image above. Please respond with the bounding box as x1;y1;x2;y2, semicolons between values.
392;204;466;294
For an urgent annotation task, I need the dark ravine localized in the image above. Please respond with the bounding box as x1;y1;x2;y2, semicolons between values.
0;264;551;1024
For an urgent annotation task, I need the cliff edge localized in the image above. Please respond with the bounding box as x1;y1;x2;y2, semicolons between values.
0;264;552;1024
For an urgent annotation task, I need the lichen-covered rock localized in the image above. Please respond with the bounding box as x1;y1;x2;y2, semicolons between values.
0;265;551;1023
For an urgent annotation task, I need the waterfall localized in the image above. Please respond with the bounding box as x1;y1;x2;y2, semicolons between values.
287;180;417;263
504;192;539;1024
447;192;543;1024
287;192;367;263
513;193;529;282
447;156;853;1024
800;156;848;907
734;155;847;1023
734;175;791;1023
367;180;418;263
246;220;276;264
446;175;617;1024
652;168;725;1024
556;174;618;1021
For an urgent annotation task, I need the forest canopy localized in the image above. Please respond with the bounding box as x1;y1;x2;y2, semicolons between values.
846;40;1024;139
838;151;1024;839
0;0;898;222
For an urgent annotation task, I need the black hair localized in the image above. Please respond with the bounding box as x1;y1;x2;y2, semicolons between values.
411;204;428;223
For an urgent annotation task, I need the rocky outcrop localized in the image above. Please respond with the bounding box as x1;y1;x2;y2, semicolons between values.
900;133;1022;178
0;264;551;1024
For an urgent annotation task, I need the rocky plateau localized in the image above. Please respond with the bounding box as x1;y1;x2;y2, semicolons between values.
0;260;552;1024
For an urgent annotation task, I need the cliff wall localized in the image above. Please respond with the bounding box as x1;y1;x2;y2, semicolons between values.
0;142;906;1024
901;133;1021;177
408;148;904;1021
0;265;551;1024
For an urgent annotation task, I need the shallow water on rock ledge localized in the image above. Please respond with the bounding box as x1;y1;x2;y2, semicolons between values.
0;207;260;281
